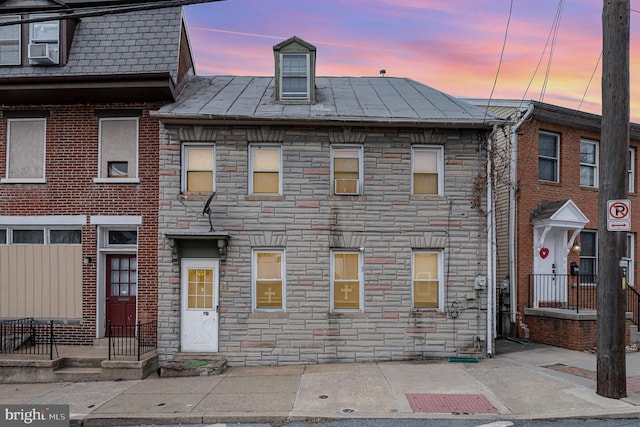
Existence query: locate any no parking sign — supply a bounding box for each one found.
[607,199,631,231]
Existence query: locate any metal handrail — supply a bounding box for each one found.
[0,318,56,359]
[107,320,157,361]
[528,274,597,313]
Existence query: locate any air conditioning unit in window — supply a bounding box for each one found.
[28,43,57,64]
[334,179,360,195]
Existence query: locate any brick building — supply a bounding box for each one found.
[0,0,194,346]
[471,99,640,350]
[154,36,504,366]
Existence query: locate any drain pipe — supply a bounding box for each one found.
[486,126,496,357]
[508,103,534,326]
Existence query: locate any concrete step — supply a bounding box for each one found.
[160,353,227,377]
[54,367,103,382]
[173,352,225,361]
[61,357,103,369]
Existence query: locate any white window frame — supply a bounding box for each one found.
[280,53,310,100]
[411,145,444,196]
[330,250,364,312]
[539,131,560,183]
[629,148,635,193]
[1,227,81,245]
[94,117,140,184]
[579,230,597,281]
[331,145,364,196]
[0,15,21,66]
[252,248,286,311]
[412,250,445,310]
[579,139,598,188]
[2,118,47,184]
[625,233,635,286]
[248,144,282,195]
[182,143,216,193]
[28,14,60,65]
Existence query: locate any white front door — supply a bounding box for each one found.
[181,258,219,352]
[533,228,568,307]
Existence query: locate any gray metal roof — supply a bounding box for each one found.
[154,76,503,127]
[0,6,184,80]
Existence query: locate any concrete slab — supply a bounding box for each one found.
[123,375,224,394]
[0,382,67,399]
[225,365,304,377]
[195,391,296,413]
[93,392,206,414]
[213,374,300,394]
[292,364,398,417]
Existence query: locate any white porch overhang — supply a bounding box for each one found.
[531,199,589,255]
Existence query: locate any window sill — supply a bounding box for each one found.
[249,311,288,319]
[328,312,367,319]
[245,195,285,201]
[411,309,445,318]
[327,195,367,201]
[409,195,446,201]
[180,192,216,201]
[93,178,140,184]
[1,178,47,184]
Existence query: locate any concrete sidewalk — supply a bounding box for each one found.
[2,340,640,426]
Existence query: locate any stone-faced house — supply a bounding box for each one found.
[0,0,194,346]
[470,99,640,350]
[154,36,504,366]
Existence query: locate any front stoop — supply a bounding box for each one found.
[0,348,158,383]
[159,352,227,377]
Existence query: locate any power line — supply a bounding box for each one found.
[483,0,513,124]
[0,0,224,27]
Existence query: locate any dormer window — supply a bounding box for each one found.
[281,54,309,100]
[29,15,60,65]
[273,36,316,104]
[0,15,21,65]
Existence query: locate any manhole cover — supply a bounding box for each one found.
[341,408,355,413]
[406,393,498,414]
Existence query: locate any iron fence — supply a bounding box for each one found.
[0,318,56,359]
[528,274,597,313]
[107,320,157,361]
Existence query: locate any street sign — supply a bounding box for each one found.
[607,199,631,231]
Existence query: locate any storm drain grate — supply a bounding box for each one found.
[406,393,498,414]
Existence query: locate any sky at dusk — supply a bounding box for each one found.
[183,0,640,122]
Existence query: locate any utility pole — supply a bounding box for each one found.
[598,0,629,399]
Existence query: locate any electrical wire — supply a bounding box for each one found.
[539,0,564,102]
[483,0,513,124]
[0,0,224,27]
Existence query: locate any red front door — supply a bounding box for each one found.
[106,254,137,330]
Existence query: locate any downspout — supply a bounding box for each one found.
[486,125,498,357]
[509,103,534,325]
[486,126,496,356]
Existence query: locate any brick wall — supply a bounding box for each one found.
[158,124,490,366]
[0,103,160,343]
[514,117,640,345]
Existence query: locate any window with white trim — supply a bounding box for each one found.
[580,139,598,187]
[253,249,285,310]
[3,118,46,183]
[331,250,363,311]
[29,14,60,65]
[625,233,635,286]
[280,53,309,100]
[2,227,81,245]
[331,145,363,195]
[97,118,138,182]
[249,144,282,195]
[579,230,597,278]
[0,15,21,65]
[412,250,444,309]
[539,131,559,182]
[182,144,215,193]
[629,148,635,193]
[412,146,443,195]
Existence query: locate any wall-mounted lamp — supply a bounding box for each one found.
[571,241,581,252]
[83,256,92,264]
[217,239,227,261]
